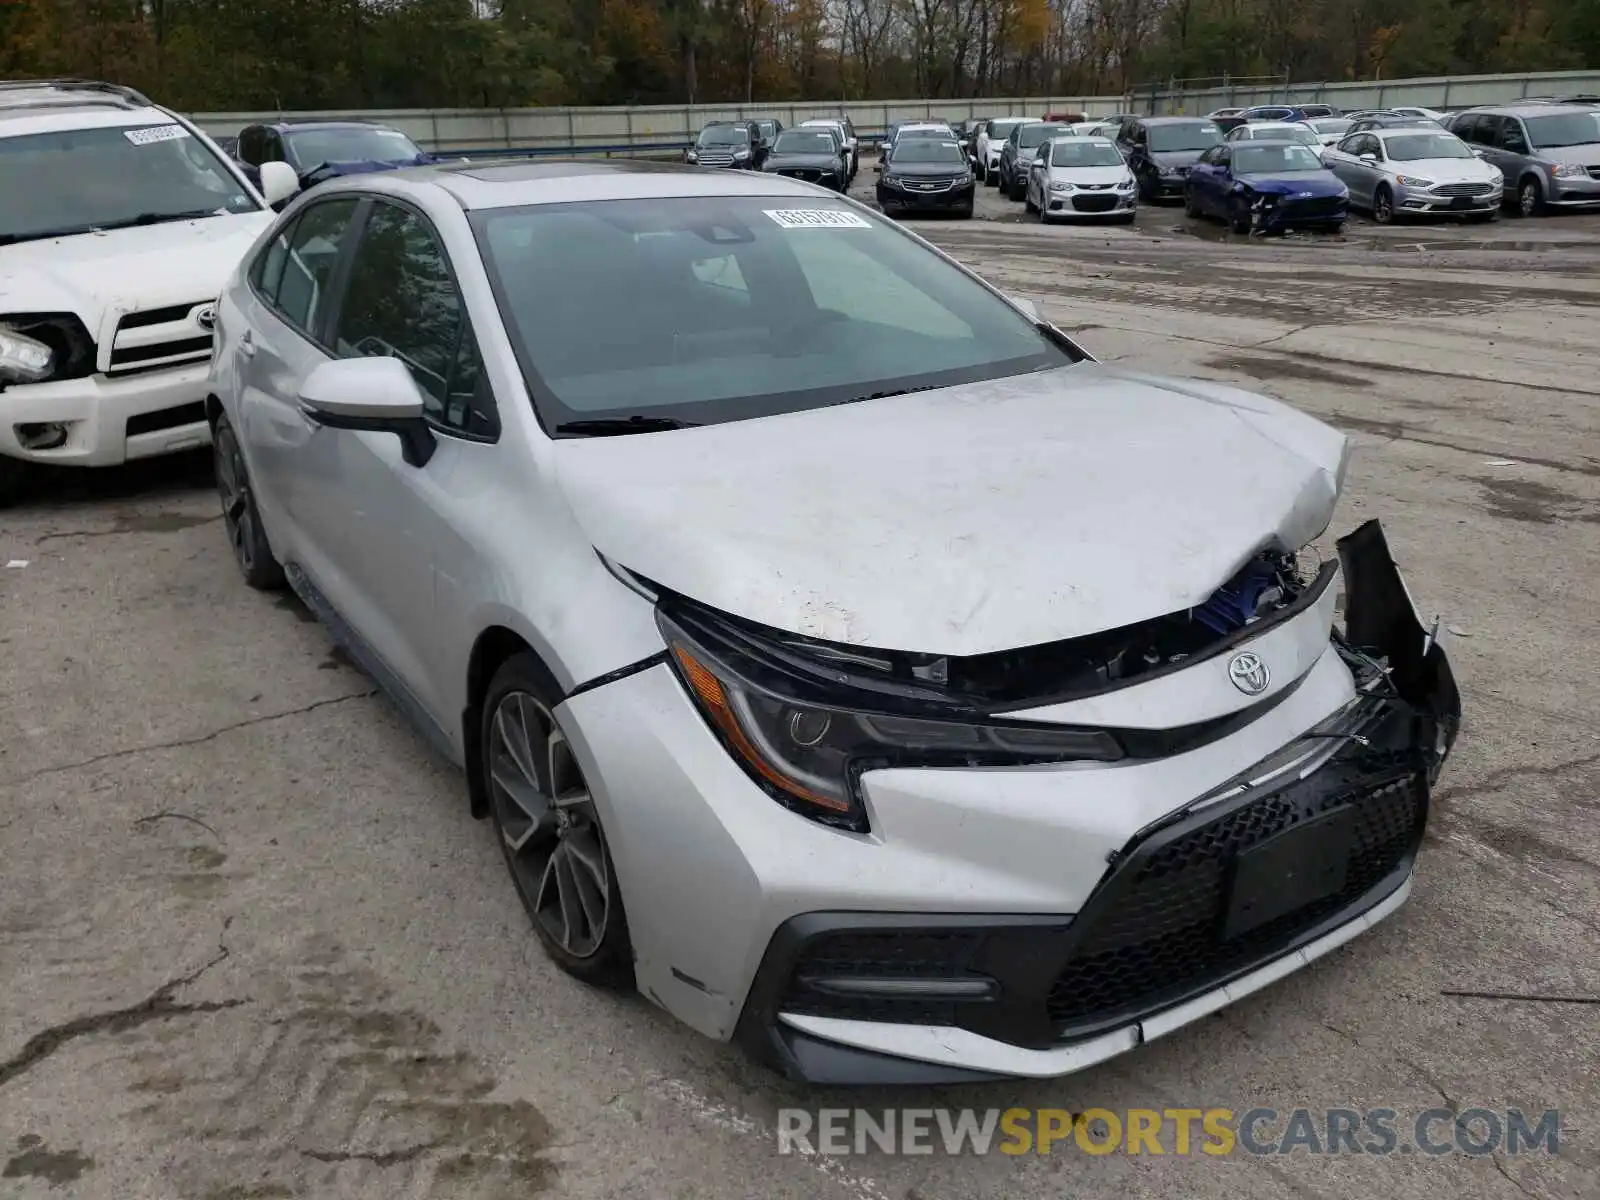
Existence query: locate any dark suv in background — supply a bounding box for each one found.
[687,120,767,169]
[1116,116,1224,201]
[233,118,431,203]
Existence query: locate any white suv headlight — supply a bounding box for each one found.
[0,325,55,383]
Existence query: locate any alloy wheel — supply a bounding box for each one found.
[1373,189,1394,223]
[1519,181,1539,217]
[214,423,257,575]
[488,690,611,958]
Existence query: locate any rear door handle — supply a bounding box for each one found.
[239,330,256,358]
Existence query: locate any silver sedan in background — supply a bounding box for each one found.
[1323,127,1503,222]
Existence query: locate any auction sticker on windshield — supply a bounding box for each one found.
[124,125,190,146]
[765,209,873,230]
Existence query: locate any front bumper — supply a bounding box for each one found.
[1148,171,1189,197]
[1044,189,1138,217]
[877,183,976,212]
[1259,194,1349,229]
[1548,173,1600,206]
[0,361,212,467]
[1396,183,1502,214]
[560,520,1459,1082]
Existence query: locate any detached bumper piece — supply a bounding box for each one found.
[735,520,1460,1083]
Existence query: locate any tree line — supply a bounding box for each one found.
[0,0,1593,112]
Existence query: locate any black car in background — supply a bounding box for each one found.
[760,127,849,190]
[750,116,784,147]
[875,135,975,217]
[232,119,432,202]
[687,120,765,169]
[1115,115,1224,200]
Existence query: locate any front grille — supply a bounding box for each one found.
[778,168,824,182]
[107,301,214,375]
[902,177,959,192]
[1434,182,1494,197]
[1045,771,1423,1035]
[696,151,736,167]
[1072,193,1120,212]
[126,400,207,438]
[1076,183,1114,191]
[1281,195,1346,219]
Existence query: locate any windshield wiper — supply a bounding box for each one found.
[835,384,940,405]
[94,208,225,232]
[0,225,101,246]
[555,416,702,436]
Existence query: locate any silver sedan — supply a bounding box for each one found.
[1323,127,1504,221]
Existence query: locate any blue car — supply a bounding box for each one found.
[1184,140,1349,234]
[232,119,433,204]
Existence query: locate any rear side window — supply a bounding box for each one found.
[252,198,360,340]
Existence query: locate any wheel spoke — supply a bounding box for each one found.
[535,850,569,946]
[564,827,609,936]
[496,699,541,791]
[552,846,583,949]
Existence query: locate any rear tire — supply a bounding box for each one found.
[213,411,285,591]
[483,653,634,989]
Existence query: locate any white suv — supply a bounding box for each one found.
[0,79,296,501]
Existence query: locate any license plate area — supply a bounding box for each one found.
[1223,807,1356,939]
[1449,196,1476,209]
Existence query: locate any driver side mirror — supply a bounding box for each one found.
[298,356,437,468]
[1359,153,1378,164]
[1470,148,1486,158]
[258,160,300,207]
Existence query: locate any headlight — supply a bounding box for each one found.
[0,325,54,383]
[1049,181,1072,192]
[1159,165,1179,176]
[734,148,751,160]
[659,610,1123,831]
[1116,177,1136,191]
[1550,162,1587,178]
[1395,175,1435,187]
[880,175,901,188]
[0,314,95,384]
[686,150,698,163]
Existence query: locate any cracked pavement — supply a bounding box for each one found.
[2,206,1598,1199]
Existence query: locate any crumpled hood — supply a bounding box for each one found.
[0,213,273,331]
[1238,169,1346,196]
[555,364,1348,656]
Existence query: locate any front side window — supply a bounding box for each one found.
[0,123,259,245]
[1147,123,1222,152]
[333,202,497,438]
[267,199,361,336]
[283,126,423,170]
[473,198,1073,432]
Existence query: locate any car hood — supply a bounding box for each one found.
[0,212,274,331]
[1545,143,1600,168]
[885,160,970,178]
[1148,148,1209,167]
[554,364,1348,655]
[1046,164,1131,185]
[1237,169,1346,195]
[1391,156,1500,183]
[764,152,844,170]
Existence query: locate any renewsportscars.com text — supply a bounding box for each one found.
[776,1107,1562,1158]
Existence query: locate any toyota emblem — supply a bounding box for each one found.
[1228,651,1271,696]
[194,304,217,331]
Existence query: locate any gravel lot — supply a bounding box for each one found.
[2,167,1598,1200]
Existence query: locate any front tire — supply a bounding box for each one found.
[1229,195,1254,234]
[1515,177,1544,218]
[1372,185,1396,224]
[213,411,284,591]
[484,654,633,988]
[1184,186,1201,218]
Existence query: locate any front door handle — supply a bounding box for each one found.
[239,330,256,358]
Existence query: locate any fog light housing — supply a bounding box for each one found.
[16,421,70,451]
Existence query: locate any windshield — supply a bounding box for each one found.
[1235,143,1324,173]
[473,198,1070,430]
[1312,119,1353,135]
[285,126,421,167]
[989,119,1026,138]
[1384,133,1471,161]
[899,125,953,141]
[1016,124,1054,149]
[698,126,750,146]
[1050,140,1123,167]
[0,123,258,243]
[775,131,837,154]
[1258,126,1319,145]
[891,139,967,164]
[1524,112,1600,148]
[1148,123,1222,152]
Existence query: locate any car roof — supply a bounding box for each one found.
[1139,116,1214,125]
[264,119,393,132]
[0,102,184,138]
[1462,103,1595,117]
[351,158,838,211]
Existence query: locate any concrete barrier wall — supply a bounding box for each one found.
[1140,69,1600,115]
[191,97,1127,156]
